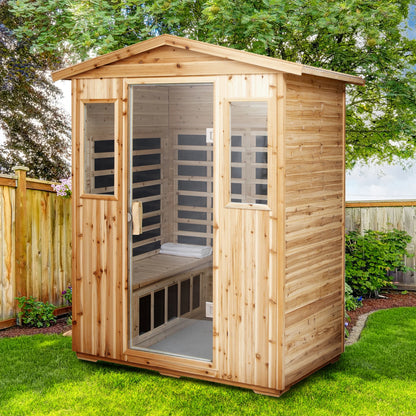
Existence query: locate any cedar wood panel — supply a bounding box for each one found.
[72,73,283,392]
[283,74,345,386]
[0,185,14,320]
[214,74,280,390]
[72,78,124,360]
[70,44,348,394]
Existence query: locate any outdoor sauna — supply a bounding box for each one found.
[52,35,364,396]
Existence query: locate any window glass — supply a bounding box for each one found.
[230,101,268,205]
[84,102,115,195]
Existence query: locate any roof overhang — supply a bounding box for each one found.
[52,34,365,86]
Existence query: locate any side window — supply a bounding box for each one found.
[83,102,115,195]
[229,101,268,206]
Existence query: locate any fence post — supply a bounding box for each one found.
[13,166,29,299]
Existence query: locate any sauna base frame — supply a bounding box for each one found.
[75,352,342,398]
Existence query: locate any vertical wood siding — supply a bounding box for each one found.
[0,175,71,323]
[346,204,416,288]
[214,74,279,390]
[72,78,124,360]
[75,198,120,358]
[283,74,345,386]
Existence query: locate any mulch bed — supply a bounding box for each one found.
[0,316,71,338]
[1,291,415,338]
[347,290,416,329]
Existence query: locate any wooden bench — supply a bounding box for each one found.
[131,254,212,346]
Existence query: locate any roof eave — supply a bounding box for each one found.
[52,36,168,82]
[301,65,365,86]
[52,34,364,86]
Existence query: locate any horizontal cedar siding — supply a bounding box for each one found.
[283,74,344,385]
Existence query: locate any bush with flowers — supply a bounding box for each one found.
[344,282,363,338]
[52,178,72,198]
[62,285,72,305]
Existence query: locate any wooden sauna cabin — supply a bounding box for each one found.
[52,35,364,397]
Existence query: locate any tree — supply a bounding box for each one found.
[9,0,416,168]
[0,0,70,180]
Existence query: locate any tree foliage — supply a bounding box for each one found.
[0,0,70,180]
[9,0,416,168]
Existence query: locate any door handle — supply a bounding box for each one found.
[132,201,143,235]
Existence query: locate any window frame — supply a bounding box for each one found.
[225,98,272,211]
[80,99,118,200]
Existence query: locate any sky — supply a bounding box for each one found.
[346,163,416,201]
[346,5,416,201]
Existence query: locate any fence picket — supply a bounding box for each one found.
[0,170,71,326]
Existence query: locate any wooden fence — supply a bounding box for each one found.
[0,167,71,328]
[346,201,416,290]
[1,174,414,329]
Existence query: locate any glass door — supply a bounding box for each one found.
[128,83,214,361]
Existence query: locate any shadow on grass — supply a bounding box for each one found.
[0,335,90,396]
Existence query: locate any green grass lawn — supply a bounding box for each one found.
[1,307,415,416]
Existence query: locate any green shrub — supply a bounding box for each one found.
[61,284,72,326]
[16,296,56,328]
[345,282,362,311]
[344,282,362,338]
[345,229,413,297]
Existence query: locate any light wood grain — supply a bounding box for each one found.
[66,39,357,395]
[77,60,274,79]
[52,34,304,81]
[0,172,71,322]
[0,184,15,321]
[53,35,363,84]
[283,75,344,386]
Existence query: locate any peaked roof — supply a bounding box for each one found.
[52,34,364,85]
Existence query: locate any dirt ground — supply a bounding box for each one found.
[1,291,415,338]
[346,290,416,329]
[0,316,71,338]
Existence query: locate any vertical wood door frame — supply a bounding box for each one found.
[71,79,80,351]
[122,77,219,373]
